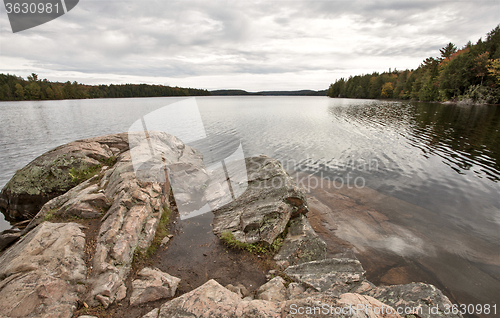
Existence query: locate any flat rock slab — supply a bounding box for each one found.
[284,258,365,292]
[0,222,86,318]
[212,155,308,245]
[130,267,181,306]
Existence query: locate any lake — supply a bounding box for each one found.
[1,96,499,313]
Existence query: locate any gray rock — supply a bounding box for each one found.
[256,276,286,302]
[0,229,21,251]
[0,133,126,220]
[212,155,308,245]
[274,214,327,268]
[130,267,181,306]
[362,282,464,318]
[0,222,86,318]
[284,258,365,292]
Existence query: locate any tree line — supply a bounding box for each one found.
[328,25,500,104]
[0,74,211,101]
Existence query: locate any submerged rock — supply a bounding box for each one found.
[212,155,308,245]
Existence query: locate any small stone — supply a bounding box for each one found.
[116,284,127,302]
[161,237,170,246]
[96,294,111,308]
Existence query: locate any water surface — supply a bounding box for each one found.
[1,96,499,311]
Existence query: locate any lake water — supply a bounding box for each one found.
[1,96,499,311]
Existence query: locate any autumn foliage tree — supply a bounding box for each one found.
[328,24,500,104]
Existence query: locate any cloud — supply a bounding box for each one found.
[0,0,499,90]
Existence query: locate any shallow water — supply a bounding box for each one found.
[1,96,499,310]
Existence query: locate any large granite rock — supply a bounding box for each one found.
[212,155,308,245]
[87,132,204,308]
[0,133,128,220]
[0,132,207,315]
[0,222,86,318]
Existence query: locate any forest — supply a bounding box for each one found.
[328,25,500,104]
[0,74,211,101]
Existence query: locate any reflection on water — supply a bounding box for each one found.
[329,101,500,181]
[0,96,499,310]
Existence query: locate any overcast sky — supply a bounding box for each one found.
[1,0,499,91]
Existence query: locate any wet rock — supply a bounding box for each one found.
[274,214,327,268]
[0,222,86,318]
[0,133,127,220]
[130,267,181,306]
[284,258,366,292]
[212,155,308,245]
[256,276,286,302]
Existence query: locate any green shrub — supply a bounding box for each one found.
[220,231,285,255]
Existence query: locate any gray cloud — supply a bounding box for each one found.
[0,0,499,90]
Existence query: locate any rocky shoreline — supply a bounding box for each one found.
[0,133,463,318]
